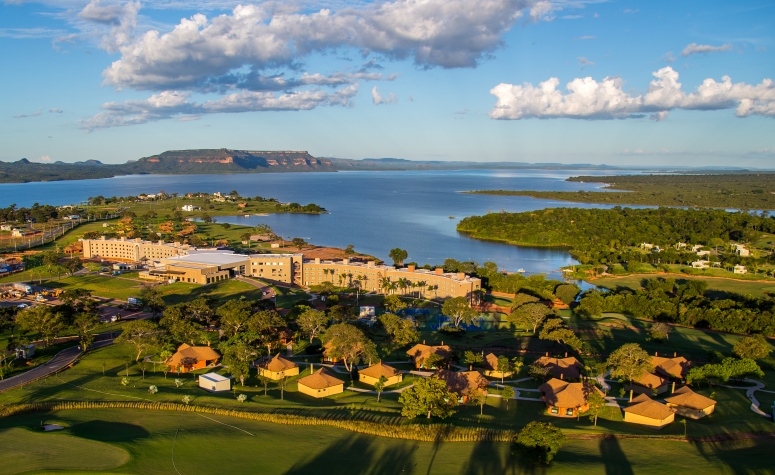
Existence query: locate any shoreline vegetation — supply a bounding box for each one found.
[465,173,775,210]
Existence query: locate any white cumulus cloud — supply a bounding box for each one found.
[101,0,538,90]
[372,86,398,105]
[681,43,733,57]
[489,67,775,120]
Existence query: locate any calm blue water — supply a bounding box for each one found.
[0,169,630,274]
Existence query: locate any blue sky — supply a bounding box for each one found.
[1,0,773,167]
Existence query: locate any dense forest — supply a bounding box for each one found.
[466,173,775,209]
[456,207,775,267]
[578,279,775,336]
[0,203,62,223]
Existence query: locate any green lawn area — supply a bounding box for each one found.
[1,407,774,475]
[592,273,775,298]
[42,274,145,301]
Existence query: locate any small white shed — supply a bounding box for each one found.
[198,373,231,392]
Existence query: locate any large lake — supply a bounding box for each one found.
[0,169,629,275]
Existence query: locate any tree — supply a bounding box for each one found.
[733,335,772,361]
[501,385,515,411]
[576,291,604,319]
[512,421,566,465]
[378,313,419,354]
[469,387,488,415]
[221,340,254,387]
[201,213,213,224]
[140,285,166,318]
[72,312,99,352]
[442,297,478,329]
[297,309,329,343]
[322,323,377,372]
[554,284,581,305]
[399,376,458,419]
[374,375,388,403]
[276,372,288,400]
[42,251,59,279]
[115,320,161,361]
[649,322,672,341]
[382,294,407,313]
[510,303,551,334]
[344,244,355,256]
[424,353,447,370]
[497,355,511,384]
[686,357,764,386]
[586,390,606,426]
[15,306,68,348]
[388,248,408,266]
[606,343,653,402]
[529,363,551,381]
[216,299,253,337]
[463,350,483,366]
[63,257,82,276]
[292,237,306,250]
[539,318,583,352]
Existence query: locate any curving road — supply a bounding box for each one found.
[0,339,113,393]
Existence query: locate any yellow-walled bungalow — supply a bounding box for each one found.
[297,368,344,398]
[438,369,489,403]
[166,344,221,373]
[539,378,603,418]
[359,362,403,387]
[258,354,300,380]
[406,343,452,369]
[623,394,675,429]
[533,356,583,380]
[483,353,513,379]
[664,386,717,419]
[628,369,670,396]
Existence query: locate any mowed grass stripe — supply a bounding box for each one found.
[0,427,129,475]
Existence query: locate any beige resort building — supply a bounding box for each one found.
[82,238,481,300]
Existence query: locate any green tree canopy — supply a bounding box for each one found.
[399,376,459,419]
[322,323,377,372]
[732,335,772,361]
[388,248,408,266]
[510,303,551,334]
[115,319,161,361]
[554,284,581,305]
[378,313,419,354]
[606,343,653,401]
[512,421,566,465]
[382,294,407,313]
[297,308,329,343]
[442,297,478,329]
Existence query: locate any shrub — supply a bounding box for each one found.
[237,394,247,403]
[148,385,158,394]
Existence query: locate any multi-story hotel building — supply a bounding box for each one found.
[82,238,480,300]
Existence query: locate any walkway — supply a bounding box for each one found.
[234,276,275,300]
[721,379,770,417]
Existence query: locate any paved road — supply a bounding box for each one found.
[235,276,276,300]
[722,379,770,417]
[0,339,113,393]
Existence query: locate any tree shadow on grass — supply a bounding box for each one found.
[283,434,417,475]
[69,420,149,443]
[461,439,514,475]
[691,437,775,474]
[599,436,633,475]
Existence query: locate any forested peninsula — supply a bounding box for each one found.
[466,173,775,209]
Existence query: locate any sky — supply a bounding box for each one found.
[1,0,774,167]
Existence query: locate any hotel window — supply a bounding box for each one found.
[566,408,574,416]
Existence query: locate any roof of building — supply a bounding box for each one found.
[167,344,221,366]
[163,252,249,267]
[359,362,400,379]
[534,356,583,380]
[623,394,674,420]
[652,355,691,379]
[406,344,452,363]
[261,354,298,372]
[664,386,716,410]
[200,373,229,383]
[633,369,668,389]
[539,378,602,408]
[484,353,500,371]
[437,369,488,396]
[297,368,344,389]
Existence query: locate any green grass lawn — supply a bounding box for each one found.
[1,407,774,475]
[42,274,145,301]
[593,273,775,298]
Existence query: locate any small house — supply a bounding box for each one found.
[258,354,299,380]
[539,378,603,418]
[359,362,402,387]
[437,369,488,403]
[15,344,35,359]
[652,354,691,382]
[628,369,669,395]
[734,265,747,274]
[199,373,231,392]
[623,393,675,428]
[483,353,513,379]
[664,386,716,419]
[297,368,344,398]
[696,250,711,257]
[166,344,221,373]
[734,244,750,257]
[533,356,583,380]
[691,260,709,269]
[406,343,452,369]
[237,202,248,208]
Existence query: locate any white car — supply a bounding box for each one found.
[17,303,29,309]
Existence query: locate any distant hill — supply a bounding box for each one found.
[122,149,334,174]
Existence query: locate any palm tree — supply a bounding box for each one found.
[380,277,391,294]
[417,280,426,298]
[398,278,408,295]
[323,268,329,282]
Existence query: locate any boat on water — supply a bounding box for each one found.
[517,268,526,273]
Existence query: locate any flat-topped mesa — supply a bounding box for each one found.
[127,149,334,173]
